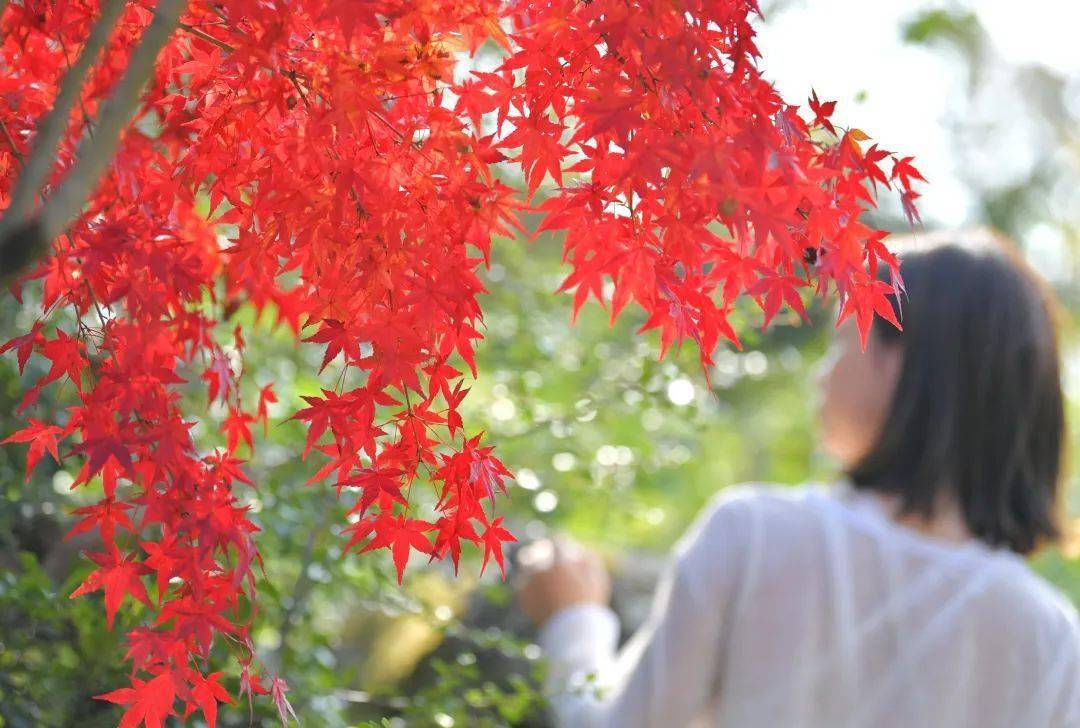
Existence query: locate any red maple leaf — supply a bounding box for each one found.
[185,671,231,728]
[750,274,810,328]
[432,511,481,575]
[66,497,135,546]
[478,515,516,577]
[222,408,256,454]
[71,550,152,629]
[0,320,42,373]
[808,89,838,135]
[256,383,278,435]
[96,670,176,728]
[338,466,408,515]
[357,515,436,584]
[270,677,298,728]
[3,418,63,479]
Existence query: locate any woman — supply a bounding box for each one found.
[516,229,1080,728]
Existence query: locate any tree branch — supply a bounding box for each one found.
[40,0,188,242]
[266,491,337,673]
[0,0,127,230]
[0,0,188,286]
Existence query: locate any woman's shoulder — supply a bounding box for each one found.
[669,482,827,599]
[684,481,838,551]
[695,480,838,526]
[982,555,1080,641]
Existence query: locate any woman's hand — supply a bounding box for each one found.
[515,537,612,627]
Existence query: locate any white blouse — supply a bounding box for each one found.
[538,482,1080,728]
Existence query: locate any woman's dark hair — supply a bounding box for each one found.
[847,228,1067,555]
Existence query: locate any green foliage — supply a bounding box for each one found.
[0,553,128,727]
[902,10,981,51]
[394,656,545,727]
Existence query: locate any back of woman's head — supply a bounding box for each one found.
[848,228,1066,554]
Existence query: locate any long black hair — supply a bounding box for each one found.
[847,228,1067,555]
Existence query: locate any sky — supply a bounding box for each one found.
[754,0,1080,234]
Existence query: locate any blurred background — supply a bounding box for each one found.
[2,1,1079,725]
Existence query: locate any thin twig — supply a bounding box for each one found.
[0,118,23,167]
[178,21,234,53]
[286,70,311,109]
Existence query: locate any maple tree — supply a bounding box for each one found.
[0,0,921,724]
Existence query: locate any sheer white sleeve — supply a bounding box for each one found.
[537,490,753,728]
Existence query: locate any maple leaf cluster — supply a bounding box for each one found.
[461,2,924,360]
[0,0,920,724]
